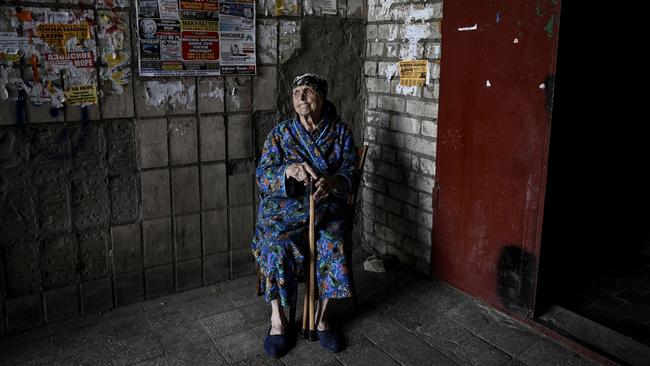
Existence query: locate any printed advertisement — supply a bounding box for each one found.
[136,0,255,76]
[137,0,219,76]
[218,0,255,74]
[398,60,428,87]
[64,84,98,105]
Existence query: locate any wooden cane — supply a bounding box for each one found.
[308,178,318,341]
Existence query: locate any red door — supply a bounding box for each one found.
[432,0,561,315]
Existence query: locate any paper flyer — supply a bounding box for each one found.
[398,60,428,87]
[136,0,256,76]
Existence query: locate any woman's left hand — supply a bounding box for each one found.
[313,175,337,201]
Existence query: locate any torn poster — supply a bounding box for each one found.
[137,0,221,76]
[3,8,98,108]
[0,32,30,64]
[97,10,131,95]
[219,0,256,74]
[304,0,337,15]
[399,60,428,87]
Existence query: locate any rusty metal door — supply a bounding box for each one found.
[432,0,561,315]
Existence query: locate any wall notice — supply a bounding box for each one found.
[64,84,98,105]
[218,0,256,74]
[399,60,428,87]
[137,0,256,76]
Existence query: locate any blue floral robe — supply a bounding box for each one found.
[252,113,358,309]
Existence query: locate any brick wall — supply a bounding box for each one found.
[360,0,442,273]
[0,1,364,334]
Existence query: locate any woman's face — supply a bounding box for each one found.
[292,85,322,117]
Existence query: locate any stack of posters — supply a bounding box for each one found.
[137,0,255,76]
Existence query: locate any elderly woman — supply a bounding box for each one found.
[252,73,358,357]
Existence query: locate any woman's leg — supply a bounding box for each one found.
[316,298,330,331]
[270,299,287,335]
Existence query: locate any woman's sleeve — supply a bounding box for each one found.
[256,130,294,198]
[333,126,359,198]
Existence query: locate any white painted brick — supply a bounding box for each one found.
[378,24,400,40]
[370,42,385,57]
[417,227,432,246]
[426,42,442,60]
[366,78,390,93]
[406,99,438,118]
[376,163,403,183]
[381,146,396,163]
[363,172,387,193]
[388,182,418,205]
[385,42,399,58]
[396,151,412,169]
[407,172,435,193]
[405,205,433,229]
[364,61,378,76]
[390,115,420,134]
[392,80,423,97]
[364,126,377,141]
[367,24,378,39]
[423,82,439,99]
[366,111,390,127]
[347,0,365,18]
[419,192,433,212]
[367,94,378,109]
[430,62,441,80]
[399,40,425,60]
[419,157,435,176]
[364,158,376,174]
[363,218,374,234]
[377,95,405,113]
[404,135,435,156]
[387,213,412,235]
[367,144,381,159]
[375,192,403,215]
[361,187,374,203]
[421,120,437,138]
[378,62,397,80]
[411,154,419,171]
[377,129,405,149]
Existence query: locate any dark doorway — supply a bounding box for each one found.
[537,0,650,357]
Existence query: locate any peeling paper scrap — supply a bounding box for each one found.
[399,60,428,87]
[458,24,478,32]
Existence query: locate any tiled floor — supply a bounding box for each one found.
[0,266,599,365]
[561,241,650,345]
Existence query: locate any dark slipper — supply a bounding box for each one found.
[264,327,291,358]
[317,329,346,353]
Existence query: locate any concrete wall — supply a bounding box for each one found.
[0,1,365,334]
[359,0,442,273]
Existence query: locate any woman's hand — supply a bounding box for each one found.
[285,162,319,185]
[314,175,347,201]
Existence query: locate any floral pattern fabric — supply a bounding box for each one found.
[252,113,358,309]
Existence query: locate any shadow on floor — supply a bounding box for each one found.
[0,266,598,365]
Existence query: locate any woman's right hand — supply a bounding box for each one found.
[285,162,319,185]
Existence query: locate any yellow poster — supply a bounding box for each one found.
[399,60,428,87]
[64,84,98,105]
[37,23,90,50]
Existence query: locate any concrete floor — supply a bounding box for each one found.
[0,266,600,365]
